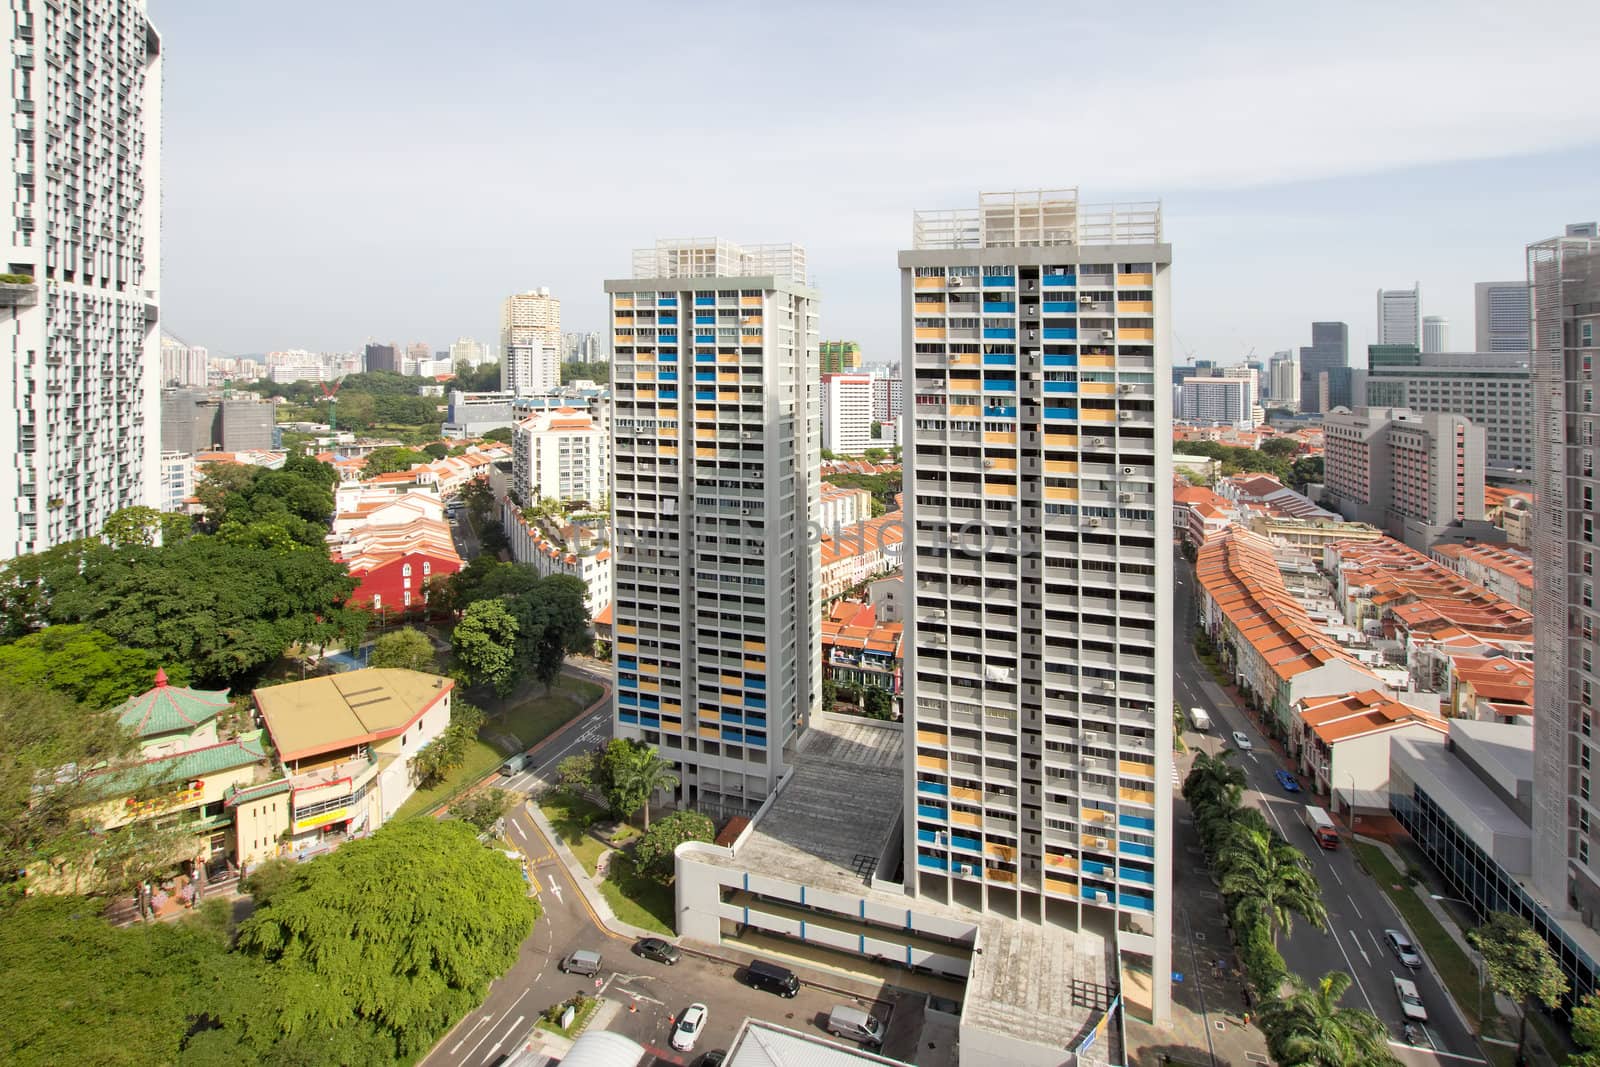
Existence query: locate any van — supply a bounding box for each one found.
[826,1005,884,1046]
[1303,805,1339,849]
[1188,707,1212,731]
[501,753,528,776]
[745,959,799,998]
[560,949,602,976]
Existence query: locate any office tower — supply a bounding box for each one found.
[1476,281,1533,352]
[1268,351,1300,408]
[0,1,162,557]
[1322,406,1485,549]
[1423,316,1449,353]
[1529,222,1600,913]
[1297,321,1349,412]
[1178,376,1253,427]
[160,333,209,388]
[1378,284,1423,347]
[1318,366,1365,412]
[820,340,863,374]
[449,336,492,368]
[160,389,275,454]
[1364,347,1534,475]
[607,238,820,815]
[820,372,874,455]
[872,373,905,423]
[900,189,1173,1022]
[406,341,431,365]
[364,342,400,374]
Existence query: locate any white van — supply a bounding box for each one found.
[826,1005,884,1046]
[1188,707,1212,731]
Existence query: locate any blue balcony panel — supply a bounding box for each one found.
[1043,381,1078,394]
[1118,866,1155,885]
[1042,274,1078,287]
[917,781,949,796]
[1043,407,1079,421]
[918,854,949,871]
[1120,814,1156,831]
[695,352,716,362]
[656,353,675,362]
[916,828,939,843]
[982,275,1016,287]
[1119,841,1155,858]
[1119,891,1155,912]
[620,710,640,724]
[695,315,716,325]
[1043,328,1078,340]
[983,406,1018,418]
[695,296,716,306]
[982,354,1017,366]
[747,731,767,747]
[917,803,947,820]
[1043,354,1077,367]
[695,334,716,343]
[982,328,1017,340]
[984,301,1016,313]
[695,390,716,401]
[619,693,639,707]
[658,297,678,307]
[1042,301,1077,313]
[950,834,981,852]
[983,379,1017,392]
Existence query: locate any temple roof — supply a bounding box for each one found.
[114,668,232,739]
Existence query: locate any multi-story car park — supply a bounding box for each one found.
[897,189,1174,1023]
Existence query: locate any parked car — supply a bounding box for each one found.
[634,937,681,965]
[1394,976,1428,1022]
[695,1054,726,1067]
[1385,928,1423,969]
[559,949,602,976]
[1274,769,1301,793]
[671,1003,709,1052]
[744,959,800,997]
[1232,731,1253,751]
[826,1005,885,1047]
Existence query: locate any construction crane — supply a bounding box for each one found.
[319,378,343,430]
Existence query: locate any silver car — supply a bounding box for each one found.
[1385,928,1423,969]
[1231,731,1253,751]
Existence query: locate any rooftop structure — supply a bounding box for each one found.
[253,669,453,763]
[115,669,230,742]
[631,238,807,284]
[722,1020,913,1067]
[911,188,1161,250]
[1449,654,1535,722]
[1430,541,1535,611]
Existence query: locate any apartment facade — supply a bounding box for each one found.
[1529,222,1600,916]
[1177,374,1253,428]
[821,372,874,456]
[1363,348,1534,476]
[607,238,821,815]
[1378,284,1423,347]
[501,287,561,395]
[511,406,606,506]
[899,189,1173,1023]
[873,372,905,423]
[0,1,163,557]
[1476,281,1532,353]
[819,340,862,374]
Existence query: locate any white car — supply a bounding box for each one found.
[1394,976,1428,1022]
[1231,731,1253,751]
[671,1003,708,1052]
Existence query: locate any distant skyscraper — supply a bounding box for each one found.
[607,238,820,815]
[0,1,163,558]
[1268,350,1300,408]
[1378,284,1423,347]
[819,340,862,374]
[1423,315,1449,353]
[820,372,873,455]
[501,288,562,394]
[449,337,492,368]
[1475,281,1533,352]
[364,343,400,374]
[1529,221,1600,914]
[161,334,210,389]
[1298,321,1349,412]
[900,189,1173,1023]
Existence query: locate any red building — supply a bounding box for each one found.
[329,497,462,614]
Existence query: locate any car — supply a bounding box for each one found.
[695,1054,726,1067]
[1385,928,1423,969]
[634,937,681,965]
[1394,976,1428,1022]
[559,949,602,976]
[1274,769,1301,793]
[1232,731,1253,751]
[671,1003,709,1052]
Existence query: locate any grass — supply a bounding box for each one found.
[493,676,603,749]
[1351,840,1497,1037]
[598,852,674,935]
[540,795,610,876]
[393,736,511,821]
[536,995,599,1039]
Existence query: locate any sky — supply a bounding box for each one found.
[155,0,1600,367]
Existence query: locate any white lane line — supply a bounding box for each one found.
[462,989,530,1063]
[509,821,525,841]
[480,1014,524,1064]
[1352,929,1372,967]
[547,874,563,903]
[1327,865,1343,886]
[1328,928,1379,1015]
[449,1014,493,1054]
[1346,895,1362,920]
[1259,798,1289,839]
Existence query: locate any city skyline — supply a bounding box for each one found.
[154,2,1599,364]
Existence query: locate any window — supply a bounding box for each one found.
[402,563,412,577]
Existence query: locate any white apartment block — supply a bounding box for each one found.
[1378,284,1423,347]
[1177,375,1254,428]
[449,336,492,367]
[501,288,561,394]
[607,237,821,815]
[160,333,207,388]
[0,1,162,557]
[900,189,1173,1024]
[158,450,193,513]
[873,373,904,422]
[817,482,871,534]
[511,406,606,506]
[1267,350,1300,408]
[821,372,874,456]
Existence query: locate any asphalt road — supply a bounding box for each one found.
[1172,543,1485,1065]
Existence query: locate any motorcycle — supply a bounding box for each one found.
[1403,1022,1422,1046]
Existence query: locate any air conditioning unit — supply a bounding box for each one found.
[1118,384,1134,394]
[1025,371,1041,381]
[1026,330,1039,341]
[948,277,963,287]
[1121,465,1136,475]
[1092,437,1108,447]
[1100,330,1116,341]
[1087,517,1102,527]
[1119,493,1134,503]
[740,508,751,515]
[741,431,754,439]
[983,459,996,468]
[1080,300,1096,310]
[1118,411,1134,421]
[1025,279,1037,291]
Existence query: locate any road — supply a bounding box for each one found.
[1172,543,1484,1065]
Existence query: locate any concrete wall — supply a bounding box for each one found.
[957,1022,1077,1067]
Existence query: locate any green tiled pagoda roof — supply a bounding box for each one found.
[115,668,232,739]
[89,733,269,800]
[224,777,292,809]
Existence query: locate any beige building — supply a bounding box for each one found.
[511,406,607,507]
[501,288,562,395]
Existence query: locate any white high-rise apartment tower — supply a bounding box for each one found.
[900,190,1173,1022]
[0,1,162,557]
[606,238,821,815]
[820,372,874,456]
[1530,222,1600,916]
[1268,350,1300,408]
[501,288,561,394]
[1378,284,1423,347]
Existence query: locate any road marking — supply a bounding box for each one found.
[449,1014,492,1053]
[509,821,525,841]
[548,874,563,903]
[1327,864,1342,886]
[1328,928,1379,1015]
[1352,929,1371,966]
[481,1014,524,1064]
[461,989,529,1063]
[1422,1024,1439,1051]
[1346,895,1362,920]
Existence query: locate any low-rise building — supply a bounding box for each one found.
[1447,654,1535,723]
[868,574,905,622]
[328,490,462,614]
[1173,482,1231,545]
[1484,486,1534,548]
[819,511,904,602]
[1431,541,1535,611]
[1243,513,1385,552]
[252,669,455,853]
[820,601,904,696]
[818,481,873,534]
[1288,689,1447,814]
[502,501,612,619]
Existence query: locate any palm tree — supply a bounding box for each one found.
[614,746,680,831]
[1181,750,1246,806]
[1258,971,1401,1067]
[1216,822,1328,946]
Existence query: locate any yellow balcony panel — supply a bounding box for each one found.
[639,661,660,675]
[658,720,681,734]
[740,335,763,345]
[659,446,678,457]
[721,673,741,685]
[696,406,716,418]
[613,298,634,309]
[696,428,715,440]
[918,302,947,314]
[1045,876,1078,896]
[950,809,981,827]
[948,404,981,417]
[1046,854,1079,871]
[948,379,981,393]
[1080,354,1116,369]
[639,680,661,693]
[1119,760,1156,778]
[661,701,681,713]
[1044,433,1079,448]
[1081,808,1112,824]
[718,372,738,383]
[950,352,980,366]
[1120,327,1154,341]
[949,785,982,803]
[741,315,763,326]
[916,754,949,771]
[718,390,739,401]
[743,658,765,670]
[984,481,1018,497]
[1119,300,1154,313]
[915,729,948,746]
[699,725,720,739]
[636,388,656,399]
[1044,486,1079,502]
[985,456,1018,472]
[1044,460,1078,474]
[915,327,947,340]
[985,842,1017,860]
[635,369,656,381]
[617,624,638,636]
[741,296,764,307]
[984,431,1018,445]
[696,447,717,459]
[744,640,766,652]
[1118,272,1154,286]
[986,868,1017,884]
[1119,787,1156,805]
[717,354,739,365]
[1079,409,1117,424]
[721,694,742,707]
[700,708,719,722]
[914,276,947,290]
[1079,382,1116,396]
[616,641,639,653]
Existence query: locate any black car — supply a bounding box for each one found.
[634,937,681,965]
[696,1054,726,1067]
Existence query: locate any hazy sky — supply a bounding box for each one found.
[156,0,1600,366]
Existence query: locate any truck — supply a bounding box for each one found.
[1303,804,1339,849]
[1188,707,1212,731]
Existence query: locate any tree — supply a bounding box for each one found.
[1569,990,1600,1066]
[422,442,449,460]
[863,686,893,720]
[554,750,601,797]
[633,810,714,882]
[101,506,167,548]
[409,699,486,788]
[459,474,496,523]
[450,789,514,833]
[1216,822,1328,947]
[1258,971,1400,1067]
[600,739,679,829]
[482,426,513,444]
[1470,911,1569,1061]
[513,574,591,692]
[1260,437,1299,459]
[454,360,502,391]
[1291,456,1325,488]
[231,819,538,1061]
[242,856,303,909]
[822,676,837,711]
[452,600,520,696]
[863,446,887,463]
[367,627,436,672]
[0,624,189,708]
[361,446,427,478]
[560,360,609,385]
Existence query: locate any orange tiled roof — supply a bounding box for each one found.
[1298,689,1448,744]
[1329,538,1531,640]
[1450,655,1535,705]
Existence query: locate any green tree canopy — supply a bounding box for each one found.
[1570,990,1600,1066]
[362,446,427,478]
[633,810,714,883]
[1260,437,1299,458]
[0,624,189,708]
[1258,970,1400,1067]
[451,789,514,833]
[454,360,502,391]
[1470,911,1569,1060]
[600,739,679,829]
[366,627,436,672]
[1216,822,1327,947]
[560,360,609,384]
[452,600,520,696]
